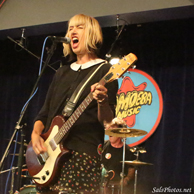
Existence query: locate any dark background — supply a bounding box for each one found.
[0,17,194,193]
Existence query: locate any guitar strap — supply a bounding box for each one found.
[62,62,106,117]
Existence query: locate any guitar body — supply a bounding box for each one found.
[26,115,71,187]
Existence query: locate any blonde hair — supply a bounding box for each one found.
[63,14,103,61]
[105,117,127,130]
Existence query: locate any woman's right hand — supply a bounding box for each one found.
[31,120,47,155]
[31,133,47,155]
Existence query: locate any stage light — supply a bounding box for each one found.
[109,57,120,65]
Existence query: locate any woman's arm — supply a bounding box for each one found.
[91,83,114,126]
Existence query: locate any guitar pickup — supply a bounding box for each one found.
[49,138,57,151]
[37,152,49,165]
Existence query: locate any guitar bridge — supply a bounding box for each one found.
[37,152,49,165]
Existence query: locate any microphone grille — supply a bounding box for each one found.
[66,37,71,43]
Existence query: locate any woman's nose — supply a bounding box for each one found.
[71,27,77,34]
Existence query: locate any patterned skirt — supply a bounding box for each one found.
[44,150,102,194]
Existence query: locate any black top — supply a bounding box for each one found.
[34,62,118,157]
[102,140,136,181]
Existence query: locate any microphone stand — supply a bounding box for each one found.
[105,22,125,61]
[7,36,57,72]
[0,40,58,192]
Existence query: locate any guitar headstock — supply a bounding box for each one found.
[105,53,137,83]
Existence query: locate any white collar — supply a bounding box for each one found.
[70,59,105,71]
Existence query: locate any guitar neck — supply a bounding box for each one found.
[54,76,108,144]
[52,52,137,144]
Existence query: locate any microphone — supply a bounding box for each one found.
[48,36,71,44]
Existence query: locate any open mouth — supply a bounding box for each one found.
[72,37,79,44]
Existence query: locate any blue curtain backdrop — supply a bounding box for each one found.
[0,18,194,193]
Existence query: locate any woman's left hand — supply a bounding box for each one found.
[91,83,108,105]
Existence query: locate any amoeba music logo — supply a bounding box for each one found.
[115,69,163,147]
